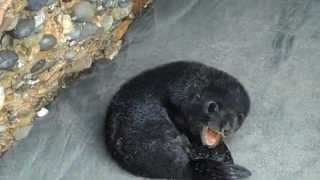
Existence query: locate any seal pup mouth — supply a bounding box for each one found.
[201,126,223,147]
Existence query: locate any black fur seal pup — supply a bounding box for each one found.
[105,61,251,180]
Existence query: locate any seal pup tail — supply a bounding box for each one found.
[190,159,251,180]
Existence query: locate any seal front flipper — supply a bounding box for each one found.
[190,141,234,164]
[190,159,251,180]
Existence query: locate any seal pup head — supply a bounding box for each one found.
[182,74,250,148]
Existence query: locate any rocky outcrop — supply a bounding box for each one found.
[0,0,151,155]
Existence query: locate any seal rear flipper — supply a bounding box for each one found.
[190,159,251,180]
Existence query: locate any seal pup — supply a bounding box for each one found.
[105,61,251,180]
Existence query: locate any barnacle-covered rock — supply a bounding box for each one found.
[0,0,152,155]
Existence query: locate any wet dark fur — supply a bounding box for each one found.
[105,61,251,180]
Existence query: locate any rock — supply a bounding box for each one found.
[14,125,33,140]
[0,0,137,154]
[69,23,82,40]
[27,0,49,11]
[74,1,95,22]
[34,10,46,32]
[46,0,58,5]
[0,34,13,48]
[39,34,57,51]
[81,23,101,40]
[0,50,19,70]
[118,0,130,8]
[10,18,35,39]
[64,50,78,62]
[102,15,114,31]
[70,23,101,41]
[31,59,47,73]
[37,107,49,117]
[0,86,5,111]
[0,16,19,32]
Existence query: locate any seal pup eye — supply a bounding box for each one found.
[207,101,219,113]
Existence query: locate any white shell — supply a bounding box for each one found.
[37,107,49,117]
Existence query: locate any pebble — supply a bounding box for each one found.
[70,23,100,41]
[6,17,19,31]
[39,34,57,51]
[103,0,129,8]
[34,10,46,32]
[10,18,35,39]
[15,125,33,140]
[102,15,114,31]
[102,0,117,7]
[46,0,58,5]
[118,0,130,8]
[0,34,13,48]
[69,23,81,40]
[0,50,19,70]
[31,59,47,73]
[0,86,5,111]
[37,107,49,117]
[27,0,49,11]
[74,1,95,22]
[81,23,101,40]
[64,50,78,62]
[0,16,19,32]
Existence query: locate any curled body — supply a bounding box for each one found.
[105,61,251,180]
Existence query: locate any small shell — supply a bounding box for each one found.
[37,107,49,117]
